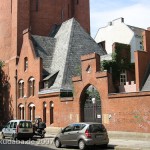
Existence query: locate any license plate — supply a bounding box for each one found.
[23,129,29,132]
[96,135,103,138]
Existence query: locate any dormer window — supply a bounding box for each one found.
[24,57,28,71]
[44,81,49,89]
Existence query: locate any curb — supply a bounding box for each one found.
[115,146,141,150]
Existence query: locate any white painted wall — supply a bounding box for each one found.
[95,18,144,62]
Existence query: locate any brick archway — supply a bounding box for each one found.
[80,84,102,123]
[72,53,109,123]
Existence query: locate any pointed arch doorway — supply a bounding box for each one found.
[80,85,102,123]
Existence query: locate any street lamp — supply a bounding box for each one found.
[92,98,96,121]
[23,95,27,120]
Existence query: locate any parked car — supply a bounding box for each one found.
[54,122,109,150]
[1,120,33,140]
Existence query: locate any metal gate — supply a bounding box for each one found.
[83,98,102,123]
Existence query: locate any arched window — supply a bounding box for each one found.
[24,57,28,71]
[18,80,24,98]
[43,102,47,123]
[28,103,35,121]
[28,77,35,97]
[50,101,54,125]
[18,104,24,120]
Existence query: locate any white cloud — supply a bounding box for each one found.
[90,1,150,38]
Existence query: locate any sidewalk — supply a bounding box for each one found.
[45,127,150,150]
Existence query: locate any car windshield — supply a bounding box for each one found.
[89,124,106,133]
[19,121,32,128]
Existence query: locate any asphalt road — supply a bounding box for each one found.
[0,137,115,150]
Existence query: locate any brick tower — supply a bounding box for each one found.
[0,0,90,61]
[0,0,90,119]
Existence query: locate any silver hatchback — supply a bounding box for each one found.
[54,122,109,150]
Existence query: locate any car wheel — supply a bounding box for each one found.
[54,138,61,148]
[1,133,5,139]
[78,140,86,150]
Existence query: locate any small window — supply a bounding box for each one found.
[24,57,28,71]
[120,70,127,85]
[44,81,49,89]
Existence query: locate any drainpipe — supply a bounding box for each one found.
[14,70,18,119]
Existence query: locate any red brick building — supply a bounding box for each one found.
[0,0,90,124]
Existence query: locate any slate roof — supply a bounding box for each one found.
[31,18,106,94]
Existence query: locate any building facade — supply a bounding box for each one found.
[16,18,105,126]
[95,18,145,62]
[0,0,90,122]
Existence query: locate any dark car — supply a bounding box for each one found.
[54,122,109,150]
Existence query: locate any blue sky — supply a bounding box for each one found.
[90,0,150,38]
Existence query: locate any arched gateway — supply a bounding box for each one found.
[80,85,102,123]
[72,53,109,124]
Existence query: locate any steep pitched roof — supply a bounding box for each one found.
[31,35,56,74]
[32,18,106,94]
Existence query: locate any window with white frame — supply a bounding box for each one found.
[120,70,127,85]
[18,80,24,98]
[28,77,35,97]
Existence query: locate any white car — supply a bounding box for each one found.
[1,120,33,140]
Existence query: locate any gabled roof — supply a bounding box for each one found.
[32,18,106,94]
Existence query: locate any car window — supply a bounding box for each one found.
[10,122,14,128]
[63,125,73,133]
[73,124,81,131]
[19,121,32,128]
[72,124,86,131]
[89,124,106,133]
[6,122,10,128]
[14,122,17,128]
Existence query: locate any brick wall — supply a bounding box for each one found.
[73,53,150,133]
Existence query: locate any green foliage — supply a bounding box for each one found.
[0,60,4,68]
[86,88,100,101]
[101,43,133,83]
